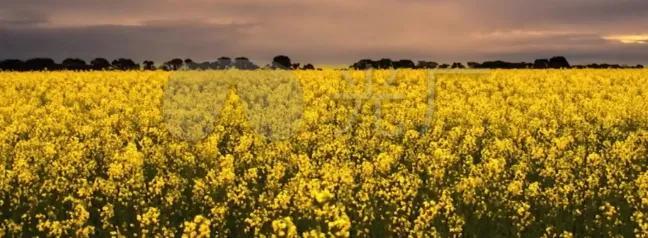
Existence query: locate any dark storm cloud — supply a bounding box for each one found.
[0,20,254,62]
[0,0,647,64]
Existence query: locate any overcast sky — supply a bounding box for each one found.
[1,0,647,65]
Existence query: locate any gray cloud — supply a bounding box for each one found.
[0,9,49,27]
[0,21,255,62]
[0,0,647,64]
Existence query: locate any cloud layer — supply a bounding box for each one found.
[1,0,647,64]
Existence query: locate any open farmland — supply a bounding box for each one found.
[1,70,648,237]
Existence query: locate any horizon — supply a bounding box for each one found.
[0,55,644,68]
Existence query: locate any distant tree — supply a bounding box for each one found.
[196,61,212,70]
[0,59,25,71]
[111,58,139,70]
[479,61,503,69]
[143,60,156,70]
[302,63,315,70]
[234,57,259,70]
[521,62,534,68]
[394,59,416,69]
[451,62,465,69]
[272,55,292,69]
[467,62,481,68]
[218,57,233,69]
[509,62,533,69]
[90,58,111,70]
[417,61,439,69]
[438,64,450,69]
[62,58,88,70]
[549,56,570,69]
[163,58,184,71]
[478,60,529,69]
[291,63,301,70]
[637,64,644,69]
[209,61,221,70]
[585,63,598,69]
[24,58,59,71]
[533,59,549,69]
[588,63,622,69]
[351,59,376,70]
[184,58,201,70]
[377,58,394,69]
[608,64,622,69]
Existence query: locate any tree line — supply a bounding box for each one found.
[0,55,318,71]
[1,55,644,71]
[350,56,644,70]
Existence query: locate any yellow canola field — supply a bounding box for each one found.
[1,70,648,237]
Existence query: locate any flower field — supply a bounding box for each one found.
[1,69,648,237]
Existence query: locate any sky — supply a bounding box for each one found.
[1,0,647,65]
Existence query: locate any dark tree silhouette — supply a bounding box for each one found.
[518,62,533,69]
[143,60,156,70]
[302,64,315,70]
[184,59,201,70]
[348,57,578,70]
[24,58,60,71]
[606,64,622,69]
[164,58,184,71]
[0,59,25,71]
[477,61,531,69]
[195,62,212,70]
[62,58,88,70]
[90,58,111,70]
[209,61,221,69]
[451,62,466,69]
[234,57,259,70]
[217,57,232,69]
[272,55,292,69]
[111,58,139,70]
[5,55,642,71]
[584,63,600,69]
[533,59,550,69]
[583,63,621,69]
[467,62,481,68]
[417,61,439,69]
[377,58,394,69]
[394,59,416,69]
[351,59,376,69]
[549,56,570,69]
[477,61,505,69]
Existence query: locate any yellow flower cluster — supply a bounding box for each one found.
[1,69,648,237]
